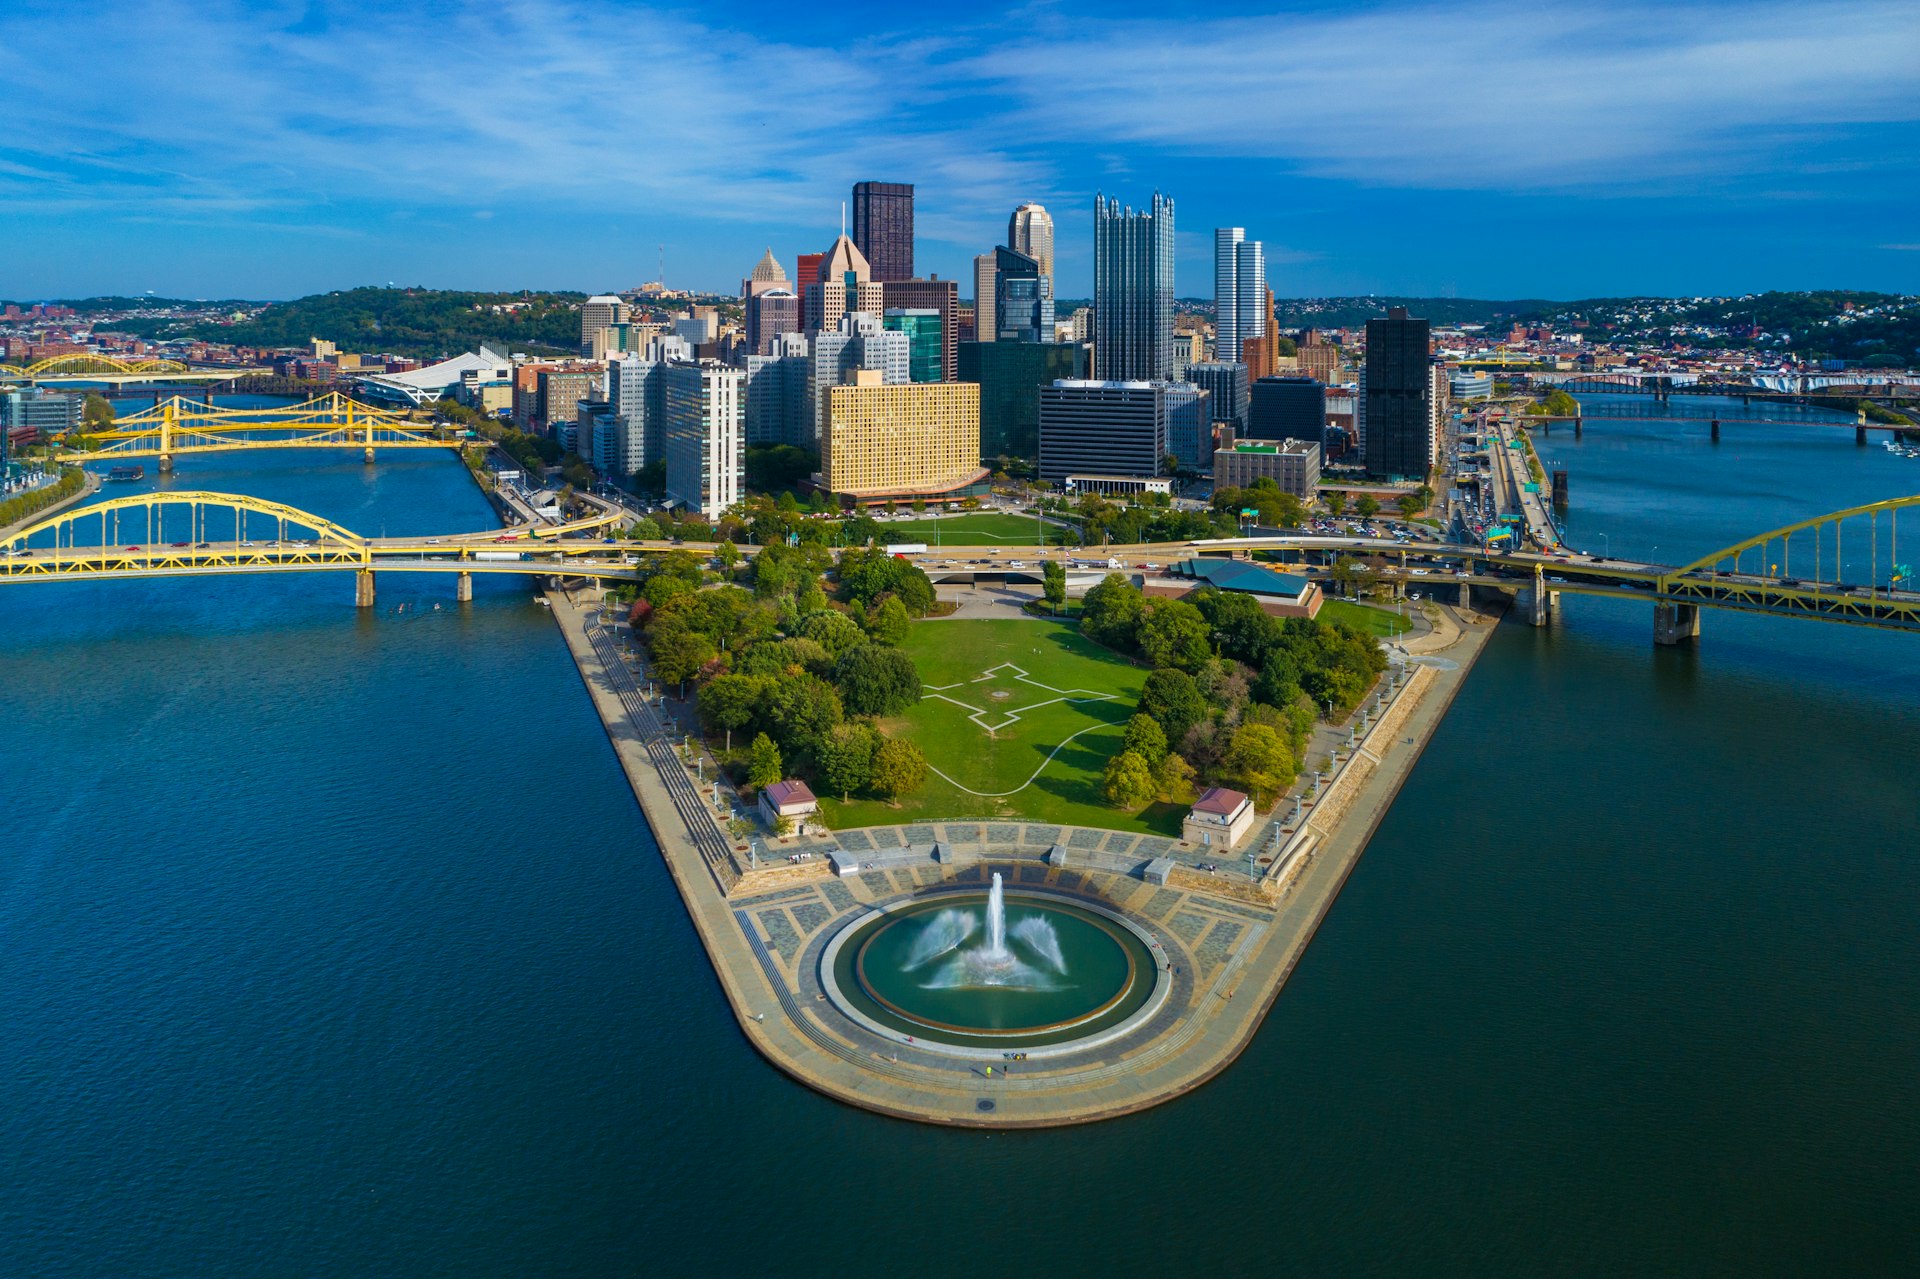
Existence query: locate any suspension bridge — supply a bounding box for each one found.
[55,393,465,472]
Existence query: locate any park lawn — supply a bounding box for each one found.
[873,513,1068,545]
[1320,598,1412,638]
[817,617,1178,834]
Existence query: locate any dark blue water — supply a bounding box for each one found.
[3,429,1918,1276]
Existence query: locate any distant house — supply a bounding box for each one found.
[1183,786,1254,851]
[759,779,819,834]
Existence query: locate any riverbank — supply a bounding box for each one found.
[0,468,99,541]
[547,583,1503,1127]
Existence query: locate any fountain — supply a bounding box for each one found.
[913,873,1065,991]
[829,872,1163,1047]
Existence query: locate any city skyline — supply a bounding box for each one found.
[3,0,1917,300]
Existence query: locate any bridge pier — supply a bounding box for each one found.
[157,454,173,474]
[1653,601,1700,646]
[1573,416,1583,438]
[1710,419,1720,443]
[365,446,377,464]
[1857,425,1868,446]
[1521,584,1554,627]
[355,569,376,609]
[455,571,473,603]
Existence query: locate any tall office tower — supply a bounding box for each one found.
[805,235,886,335]
[1185,361,1249,430]
[880,277,959,380]
[794,252,825,331]
[992,246,1054,343]
[741,247,787,300]
[1249,376,1327,450]
[664,360,745,520]
[883,309,944,383]
[851,181,914,282]
[959,341,1088,461]
[972,254,998,344]
[821,373,984,507]
[1008,202,1055,279]
[807,312,910,446]
[1361,306,1435,480]
[744,331,811,447]
[1038,379,1186,484]
[608,354,672,474]
[580,295,629,353]
[1212,229,1266,364]
[1093,191,1175,381]
[1297,339,1341,384]
[746,289,799,356]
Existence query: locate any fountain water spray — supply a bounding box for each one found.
[910,872,1069,990]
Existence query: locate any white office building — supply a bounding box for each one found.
[664,362,745,520]
[1213,228,1266,365]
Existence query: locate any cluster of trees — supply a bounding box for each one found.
[433,398,564,478]
[1080,575,1387,813]
[137,287,587,358]
[1527,390,1581,417]
[0,467,84,528]
[1322,486,1434,521]
[629,543,940,807]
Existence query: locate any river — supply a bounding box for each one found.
[2,416,1917,1276]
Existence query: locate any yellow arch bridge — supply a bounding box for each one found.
[1,354,270,384]
[57,392,465,471]
[0,491,635,607]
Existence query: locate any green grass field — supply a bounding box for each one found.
[871,513,1067,545]
[1319,598,1412,637]
[819,617,1181,834]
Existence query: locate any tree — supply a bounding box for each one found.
[1355,495,1381,518]
[1042,560,1067,613]
[82,393,114,430]
[1122,713,1169,768]
[869,738,928,803]
[629,516,664,540]
[650,621,716,691]
[1397,494,1425,519]
[862,595,911,645]
[699,673,763,751]
[798,609,867,657]
[818,723,878,801]
[1223,722,1296,807]
[747,732,783,788]
[1138,600,1211,672]
[1324,491,1348,516]
[759,673,844,760]
[716,540,741,573]
[1081,573,1146,651]
[833,644,921,717]
[1102,749,1157,809]
[796,583,829,616]
[1255,648,1301,708]
[1155,752,1196,804]
[1139,668,1207,746]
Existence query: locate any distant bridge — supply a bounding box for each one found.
[56,392,464,471]
[0,354,272,385]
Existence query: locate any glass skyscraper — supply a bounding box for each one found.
[851,181,914,283]
[883,309,944,383]
[992,246,1053,343]
[1093,191,1175,382]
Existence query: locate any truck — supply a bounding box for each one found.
[884,543,928,556]
[474,551,530,562]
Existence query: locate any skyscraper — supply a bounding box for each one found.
[804,235,885,335]
[880,277,959,380]
[972,253,998,345]
[664,361,745,520]
[1008,203,1055,279]
[882,309,944,383]
[1213,229,1266,364]
[746,289,799,356]
[580,294,629,355]
[992,246,1053,343]
[1361,306,1436,480]
[850,181,914,283]
[1093,191,1175,381]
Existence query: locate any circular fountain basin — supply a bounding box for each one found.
[825,892,1160,1050]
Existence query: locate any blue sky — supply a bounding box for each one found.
[4,0,1918,301]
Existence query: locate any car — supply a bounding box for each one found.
[171,541,191,548]
[1410,568,1431,576]
[1135,562,1152,569]
[195,542,211,549]
[125,545,142,551]
[240,540,256,548]
[426,538,442,545]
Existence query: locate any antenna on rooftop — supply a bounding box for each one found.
[657,244,665,285]
[840,201,847,238]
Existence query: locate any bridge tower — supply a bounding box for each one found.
[456,571,473,603]
[158,400,175,474]
[1653,601,1700,646]
[1524,564,1555,627]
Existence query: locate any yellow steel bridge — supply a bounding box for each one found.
[56,392,464,470]
[0,491,635,606]
[1,354,270,385]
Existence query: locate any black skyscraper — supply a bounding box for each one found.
[1362,306,1434,479]
[1249,376,1325,447]
[851,181,914,283]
